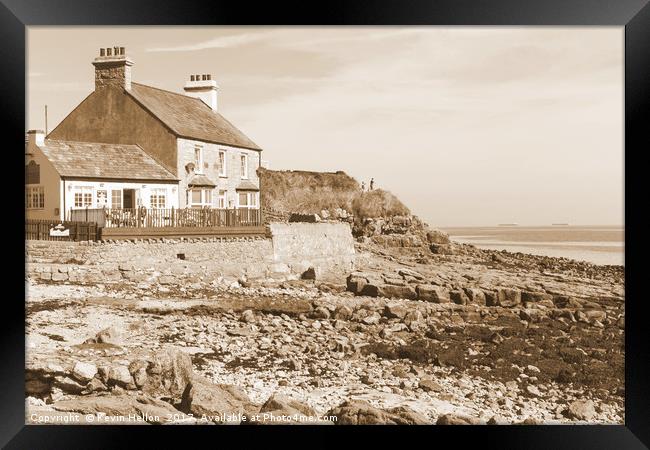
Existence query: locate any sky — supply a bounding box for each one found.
[26,27,624,227]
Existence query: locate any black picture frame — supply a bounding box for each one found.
[2,0,648,448]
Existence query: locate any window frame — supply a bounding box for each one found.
[237,191,258,208]
[111,189,122,209]
[25,186,45,210]
[218,150,227,177]
[188,188,213,208]
[194,146,204,174]
[72,186,93,209]
[240,153,248,179]
[217,190,227,209]
[149,187,167,209]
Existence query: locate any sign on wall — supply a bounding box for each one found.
[49,223,70,237]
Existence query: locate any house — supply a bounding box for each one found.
[26,46,262,221]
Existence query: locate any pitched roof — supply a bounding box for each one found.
[127,83,262,151]
[236,180,260,191]
[38,140,178,181]
[187,174,216,187]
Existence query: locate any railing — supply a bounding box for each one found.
[26,219,99,241]
[68,207,262,228]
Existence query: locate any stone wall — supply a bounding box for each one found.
[269,222,356,278]
[26,223,356,286]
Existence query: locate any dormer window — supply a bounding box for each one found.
[194,146,203,174]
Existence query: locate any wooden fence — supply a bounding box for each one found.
[68,207,262,228]
[25,219,99,242]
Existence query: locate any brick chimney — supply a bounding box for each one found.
[26,129,45,148]
[184,74,219,112]
[92,47,134,90]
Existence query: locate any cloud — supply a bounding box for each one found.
[145,30,281,52]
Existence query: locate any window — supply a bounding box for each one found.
[194,146,203,173]
[111,190,122,209]
[189,188,213,208]
[150,188,167,209]
[25,186,45,209]
[25,161,40,184]
[73,186,93,208]
[96,190,108,208]
[218,150,227,177]
[240,154,248,179]
[237,192,258,208]
[217,190,227,208]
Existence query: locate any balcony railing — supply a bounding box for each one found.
[67,207,262,228]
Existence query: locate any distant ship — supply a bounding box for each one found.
[552,223,570,226]
[498,223,519,227]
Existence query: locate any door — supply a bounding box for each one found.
[123,189,135,209]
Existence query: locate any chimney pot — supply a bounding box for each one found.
[120,47,125,55]
[190,75,195,81]
[106,47,112,56]
[100,48,105,56]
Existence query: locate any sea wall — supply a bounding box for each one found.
[25,223,356,285]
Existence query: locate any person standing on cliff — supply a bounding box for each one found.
[370,178,375,191]
[361,181,366,192]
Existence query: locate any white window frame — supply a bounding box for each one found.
[72,186,93,209]
[111,189,122,209]
[237,191,258,208]
[217,190,227,209]
[240,153,248,179]
[218,150,227,177]
[150,188,167,209]
[189,188,213,208]
[194,146,204,174]
[25,186,45,210]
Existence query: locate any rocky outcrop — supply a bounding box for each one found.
[326,400,428,425]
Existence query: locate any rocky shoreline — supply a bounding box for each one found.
[25,234,624,425]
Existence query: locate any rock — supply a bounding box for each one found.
[256,393,326,424]
[359,283,381,297]
[180,375,255,424]
[285,358,302,371]
[383,303,408,320]
[141,347,193,400]
[301,267,317,280]
[52,394,179,424]
[521,291,553,303]
[398,268,424,280]
[312,306,331,320]
[346,274,368,295]
[327,400,428,425]
[418,378,443,393]
[333,305,353,320]
[361,312,381,325]
[450,290,469,305]
[566,399,596,421]
[85,326,122,345]
[426,230,450,245]
[416,285,450,303]
[241,310,256,323]
[108,365,134,388]
[289,213,320,223]
[380,285,417,300]
[525,384,542,397]
[128,360,150,388]
[553,295,582,309]
[436,413,484,425]
[72,362,97,383]
[463,288,486,305]
[495,287,521,307]
[429,243,455,255]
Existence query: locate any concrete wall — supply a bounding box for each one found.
[47,87,178,175]
[25,144,62,221]
[177,138,260,209]
[269,222,356,276]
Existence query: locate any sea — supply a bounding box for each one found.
[441,225,624,266]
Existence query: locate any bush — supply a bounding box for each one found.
[351,189,410,219]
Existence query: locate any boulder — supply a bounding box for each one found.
[429,243,455,255]
[108,365,135,389]
[141,347,193,400]
[416,285,450,303]
[463,288,486,305]
[383,303,408,320]
[418,378,443,393]
[380,285,417,300]
[436,413,484,425]
[52,394,179,424]
[255,393,330,424]
[486,288,521,307]
[84,326,122,345]
[301,267,317,280]
[566,399,596,421]
[333,305,353,321]
[359,284,381,297]
[72,362,97,383]
[346,273,368,295]
[450,290,469,305]
[180,375,256,424]
[426,230,450,245]
[521,291,553,304]
[326,400,428,425]
[312,306,331,320]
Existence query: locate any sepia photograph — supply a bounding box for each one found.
[23,25,625,427]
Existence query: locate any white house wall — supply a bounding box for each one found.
[63,180,179,216]
[176,138,261,208]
